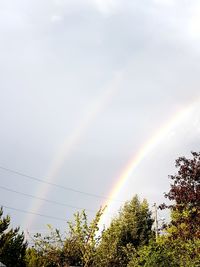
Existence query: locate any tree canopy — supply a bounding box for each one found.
[95,196,153,266]
[160,151,200,240]
[0,207,27,267]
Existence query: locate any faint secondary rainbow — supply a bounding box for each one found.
[98,100,197,228]
[23,71,124,230]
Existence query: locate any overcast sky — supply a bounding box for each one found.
[0,0,200,236]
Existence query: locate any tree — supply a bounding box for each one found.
[95,196,153,267]
[26,225,65,267]
[128,235,200,267]
[160,151,200,240]
[27,208,104,267]
[127,240,179,267]
[26,247,45,267]
[128,162,200,267]
[0,207,27,267]
[63,208,104,267]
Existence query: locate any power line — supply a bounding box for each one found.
[0,165,123,202]
[1,204,67,222]
[0,185,97,213]
[0,204,113,225]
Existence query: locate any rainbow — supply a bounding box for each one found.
[23,71,124,229]
[24,91,199,230]
[98,100,197,228]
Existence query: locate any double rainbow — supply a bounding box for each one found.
[24,90,198,230]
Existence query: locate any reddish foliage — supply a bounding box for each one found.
[160,152,200,239]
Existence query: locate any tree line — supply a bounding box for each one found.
[0,152,200,266]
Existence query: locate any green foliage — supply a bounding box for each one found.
[0,207,27,267]
[26,225,64,267]
[128,241,178,267]
[27,207,104,267]
[166,237,200,267]
[25,247,45,267]
[95,196,153,267]
[128,237,200,267]
[63,207,104,266]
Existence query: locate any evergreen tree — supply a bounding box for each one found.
[0,207,27,267]
[95,196,153,267]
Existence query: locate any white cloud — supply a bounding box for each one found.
[51,14,63,23]
[0,8,27,30]
[187,2,200,40]
[90,0,120,16]
[152,0,175,7]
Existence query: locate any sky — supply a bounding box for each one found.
[0,0,200,238]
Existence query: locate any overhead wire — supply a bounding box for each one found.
[0,204,114,225]
[0,185,97,213]
[1,204,67,222]
[0,166,160,228]
[0,165,123,202]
